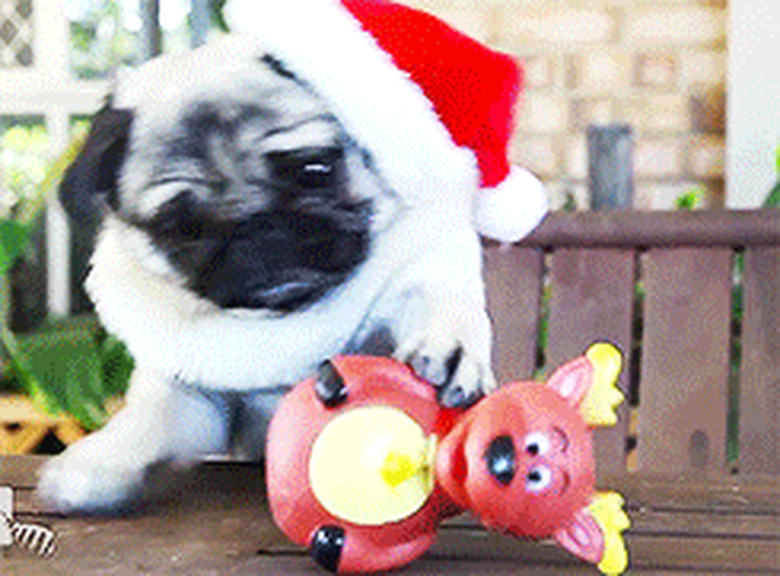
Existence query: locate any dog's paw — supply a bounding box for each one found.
[396,294,496,408]
[37,446,145,514]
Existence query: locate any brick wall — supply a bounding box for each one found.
[399,0,728,210]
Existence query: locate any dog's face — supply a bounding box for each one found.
[62,47,390,313]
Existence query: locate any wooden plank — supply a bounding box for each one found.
[223,554,777,576]
[0,423,48,455]
[449,506,780,542]
[513,209,780,249]
[626,535,779,573]
[0,462,776,575]
[257,528,780,574]
[739,247,780,475]
[244,556,604,575]
[1,462,282,575]
[429,527,780,573]
[0,455,46,489]
[5,510,775,575]
[629,508,780,539]
[5,547,774,576]
[545,248,636,479]
[483,245,544,384]
[605,473,780,514]
[637,249,733,475]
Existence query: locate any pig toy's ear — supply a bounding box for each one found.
[545,356,594,407]
[545,343,624,427]
[554,492,631,575]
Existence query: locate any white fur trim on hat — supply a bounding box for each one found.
[476,167,548,243]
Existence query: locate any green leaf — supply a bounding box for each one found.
[765,142,780,207]
[776,142,780,175]
[762,180,780,208]
[99,335,134,397]
[17,327,107,430]
[675,186,704,211]
[211,0,229,31]
[4,316,133,429]
[0,220,31,276]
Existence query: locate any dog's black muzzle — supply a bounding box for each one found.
[143,195,373,312]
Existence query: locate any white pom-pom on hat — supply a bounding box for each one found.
[477,166,549,244]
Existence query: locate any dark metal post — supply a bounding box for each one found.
[139,0,162,60]
[191,0,212,47]
[588,124,635,210]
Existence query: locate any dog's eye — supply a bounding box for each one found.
[268,147,343,190]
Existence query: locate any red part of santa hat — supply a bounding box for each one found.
[226,0,547,242]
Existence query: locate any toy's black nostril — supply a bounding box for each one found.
[484,435,516,486]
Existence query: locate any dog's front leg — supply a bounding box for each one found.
[388,228,496,408]
[37,366,230,513]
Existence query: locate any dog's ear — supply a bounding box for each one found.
[59,105,134,223]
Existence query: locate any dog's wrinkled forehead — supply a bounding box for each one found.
[119,37,336,158]
[114,37,344,215]
[114,36,283,109]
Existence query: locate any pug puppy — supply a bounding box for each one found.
[38,37,495,513]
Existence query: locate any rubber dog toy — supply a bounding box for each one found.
[266,344,630,574]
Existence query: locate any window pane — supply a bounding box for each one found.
[70,115,91,140]
[0,117,49,218]
[66,0,205,79]
[160,0,193,53]
[0,0,34,68]
[66,0,144,79]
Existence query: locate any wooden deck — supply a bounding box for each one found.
[0,458,777,575]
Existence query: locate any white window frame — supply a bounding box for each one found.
[1,1,108,316]
[727,0,780,208]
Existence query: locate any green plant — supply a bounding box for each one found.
[761,143,780,207]
[675,185,705,211]
[211,0,230,31]
[0,134,133,430]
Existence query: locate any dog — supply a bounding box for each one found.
[37,36,497,513]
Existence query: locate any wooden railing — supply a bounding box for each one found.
[484,209,780,480]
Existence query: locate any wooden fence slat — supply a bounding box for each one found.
[739,247,780,475]
[518,209,780,249]
[483,245,543,384]
[637,248,733,475]
[546,249,636,478]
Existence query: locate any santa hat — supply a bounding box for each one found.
[225,0,547,243]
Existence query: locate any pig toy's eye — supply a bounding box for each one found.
[524,432,551,457]
[526,465,553,493]
[484,435,516,486]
